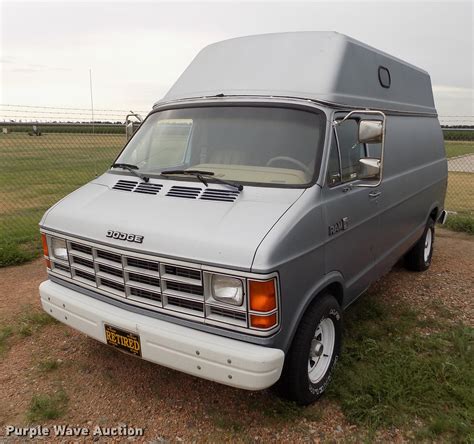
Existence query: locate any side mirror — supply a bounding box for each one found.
[358,158,381,180]
[359,120,383,144]
[125,112,143,141]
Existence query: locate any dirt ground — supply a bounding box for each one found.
[0,228,472,442]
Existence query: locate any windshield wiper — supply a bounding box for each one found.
[161,170,243,191]
[111,163,149,183]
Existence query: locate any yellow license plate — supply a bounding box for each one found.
[104,324,141,357]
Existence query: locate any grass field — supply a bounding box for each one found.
[444,141,474,158]
[0,134,473,267]
[0,133,125,266]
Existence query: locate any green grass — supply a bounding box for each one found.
[445,140,474,158]
[328,296,474,442]
[38,359,60,372]
[445,213,474,234]
[27,389,68,421]
[0,325,14,355]
[0,307,58,357]
[18,308,58,337]
[0,132,124,267]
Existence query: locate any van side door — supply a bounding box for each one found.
[321,118,381,304]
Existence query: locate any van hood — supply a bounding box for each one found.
[41,173,305,271]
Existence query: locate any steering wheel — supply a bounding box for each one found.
[266,156,311,175]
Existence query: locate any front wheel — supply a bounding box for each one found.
[278,294,342,405]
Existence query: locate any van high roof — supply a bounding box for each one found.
[157,32,436,115]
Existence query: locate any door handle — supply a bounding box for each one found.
[369,191,381,199]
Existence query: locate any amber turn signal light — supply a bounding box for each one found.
[250,313,277,329]
[41,233,50,269]
[41,233,49,257]
[249,279,277,312]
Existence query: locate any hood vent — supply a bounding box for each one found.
[200,188,240,202]
[113,180,138,192]
[166,186,202,199]
[113,181,238,202]
[112,180,162,195]
[133,183,163,195]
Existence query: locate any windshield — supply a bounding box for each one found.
[114,106,325,186]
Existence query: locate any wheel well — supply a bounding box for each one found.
[325,282,344,308]
[429,207,438,222]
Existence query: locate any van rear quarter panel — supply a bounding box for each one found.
[375,115,447,273]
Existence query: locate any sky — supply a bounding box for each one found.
[0,1,473,124]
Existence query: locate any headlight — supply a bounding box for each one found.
[211,274,244,306]
[50,237,68,261]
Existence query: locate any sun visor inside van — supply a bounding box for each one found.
[156,32,437,115]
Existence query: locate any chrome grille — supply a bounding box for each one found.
[64,240,206,318]
[45,237,282,332]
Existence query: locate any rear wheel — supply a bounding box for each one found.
[405,218,435,271]
[278,293,342,405]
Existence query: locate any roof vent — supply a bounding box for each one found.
[200,188,240,202]
[166,186,202,199]
[133,183,163,195]
[112,180,138,192]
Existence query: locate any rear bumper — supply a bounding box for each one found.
[438,209,448,224]
[39,280,284,390]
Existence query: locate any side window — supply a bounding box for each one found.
[327,132,341,186]
[336,119,366,182]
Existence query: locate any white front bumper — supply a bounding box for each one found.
[39,280,284,390]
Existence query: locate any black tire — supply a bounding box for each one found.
[277,293,342,405]
[405,218,435,272]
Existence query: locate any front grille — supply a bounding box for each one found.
[129,287,162,303]
[64,240,205,318]
[74,269,96,282]
[166,281,204,296]
[71,243,92,255]
[166,296,204,313]
[209,306,247,322]
[99,278,125,293]
[127,257,159,272]
[164,265,201,281]
[128,272,160,288]
[54,238,270,332]
[98,264,123,278]
[53,262,70,273]
[97,250,121,264]
[72,256,94,268]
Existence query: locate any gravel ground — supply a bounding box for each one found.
[0,228,472,443]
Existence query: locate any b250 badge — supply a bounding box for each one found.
[106,230,144,244]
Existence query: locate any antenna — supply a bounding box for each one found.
[89,68,97,176]
[89,68,95,134]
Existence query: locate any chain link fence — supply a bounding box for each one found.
[1,114,473,267]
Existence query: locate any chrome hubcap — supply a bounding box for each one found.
[308,318,335,384]
[424,229,432,262]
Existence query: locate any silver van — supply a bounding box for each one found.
[39,32,447,404]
